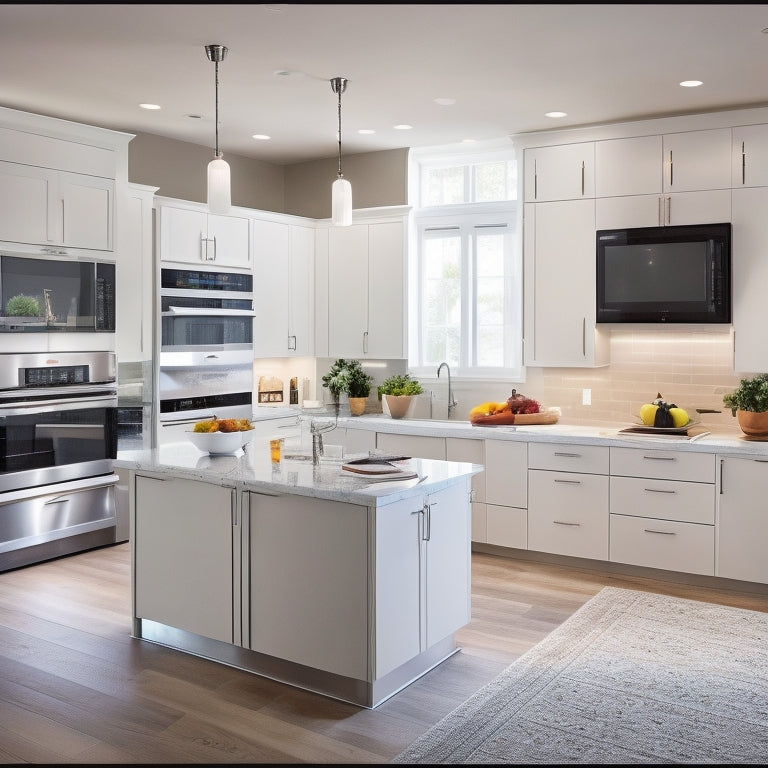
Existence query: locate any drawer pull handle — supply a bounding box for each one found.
[642,455,676,461]
[643,488,676,494]
[554,520,580,526]
[644,528,675,536]
[554,479,582,485]
[553,452,581,458]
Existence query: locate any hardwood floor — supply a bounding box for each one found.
[2,543,768,763]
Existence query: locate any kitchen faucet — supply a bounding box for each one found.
[437,362,457,418]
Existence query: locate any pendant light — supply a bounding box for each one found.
[330,76,352,226]
[205,44,231,215]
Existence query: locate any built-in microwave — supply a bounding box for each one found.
[0,254,115,333]
[596,223,731,324]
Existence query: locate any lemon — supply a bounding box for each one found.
[669,407,689,428]
[639,403,658,426]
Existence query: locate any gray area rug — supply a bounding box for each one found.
[393,587,768,764]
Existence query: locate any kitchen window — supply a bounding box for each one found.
[408,144,522,380]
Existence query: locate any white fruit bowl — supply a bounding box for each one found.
[188,429,254,455]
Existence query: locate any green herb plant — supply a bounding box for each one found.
[378,373,424,397]
[6,294,40,317]
[723,373,768,415]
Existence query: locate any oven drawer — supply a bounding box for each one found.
[0,474,118,554]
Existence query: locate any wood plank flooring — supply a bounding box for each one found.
[1,543,768,763]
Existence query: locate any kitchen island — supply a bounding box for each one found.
[116,442,480,708]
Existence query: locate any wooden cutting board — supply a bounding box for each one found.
[470,408,560,426]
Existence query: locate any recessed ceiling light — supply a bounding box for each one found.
[139,103,161,110]
[252,134,271,141]
[434,97,456,106]
[545,111,567,118]
[680,80,703,87]
[358,129,375,135]
[394,124,412,130]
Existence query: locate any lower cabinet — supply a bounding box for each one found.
[717,455,768,584]
[484,440,528,548]
[134,474,236,644]
[376,432,446,460]
[528,442,610,560]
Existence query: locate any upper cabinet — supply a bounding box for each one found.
[524,142,595,202]
[594,130,732,229]
[732,124,768,187]
[157,199,251,269]
[252,218,314,358]
[317,214,407,359]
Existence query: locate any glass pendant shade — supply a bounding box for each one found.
[207,155,231,215]
[332,177,352,226]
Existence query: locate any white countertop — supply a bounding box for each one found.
[116,442,480,507]
[326,414,768,457]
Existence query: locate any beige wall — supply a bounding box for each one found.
[127,132,408,218]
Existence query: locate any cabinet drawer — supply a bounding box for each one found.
[610,513,714,576]
[486,504,527,549]
[528,470,609,560]
[529,442,609,474]
[376,432,445,460]
[610,446,715,482]
[610,476,715,525]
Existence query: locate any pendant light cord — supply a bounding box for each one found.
[214,60,220,159]
[336,83,343,180]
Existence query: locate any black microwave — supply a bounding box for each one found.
[596,223,731,324]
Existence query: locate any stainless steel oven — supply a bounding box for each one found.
[157,267,254,445]
[0,351,119,571]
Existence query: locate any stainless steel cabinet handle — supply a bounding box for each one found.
[644,528,675,536]
[231,490,238,527]
[658,196,663,226]
[582,317,586,356]
[554,452,581,458]
[288,335,297,351]
[200,233,207,261]
[534,158,538,199]
[665,196,671,225]
[644,487,676,494]
[44,497,70,505]
[554,520,580,526]
[211,235,217,261]
[363,331,369,354]
[554,478,582,485]
[742,140,746,185]
[581,161,585,196]
[642,455,675,461]
[668,149,673,186]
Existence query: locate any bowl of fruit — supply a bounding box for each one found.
[635,394,697,432]
[188,417,254,454]
[469,390,560,426]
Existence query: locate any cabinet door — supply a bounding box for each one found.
[60,172,114,251]
[732,187,768,372]
[717,456,768,584]
[524,199,608,367]
[424,480,472,648]
[134,475,235,643]
[446,437,486,543]
[288,224,314,356]
[159,205,208,264]
[662,128,732,192]
[485,439,527,508]
[524,143,595,202]
[732,124,768,187]
[375,495,421,677]
[367,221,405,358]
[595,135,663,197]
[249,492,369,679]
[376,432,446,460]
[328,224,368,357]
[252,219,290,356]
[0,161,54,245]
[207,213,250,268]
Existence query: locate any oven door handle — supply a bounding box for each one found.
[0,394,118,414]
[164,306,256,317]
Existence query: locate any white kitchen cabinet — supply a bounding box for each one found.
[731,187,768,372]
[376,432,446,460]
[252,220,314,357]
[0,161,114,253]
[134,474,236,644]
[732,124,768,187]
[158,200,250,269]
[484,439,528,548]
[524,142,595,202]
[323,218,406,359]
[717,455,768,584]
[446,437,486,543]
[528,442,609,560]
[116,183,157,363]
[248,491,369,679]
[594,130,732,228]
[523,199,609,367]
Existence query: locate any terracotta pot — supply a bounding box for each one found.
[384,394,414,420]
[736,409,768,437]
[348,396,367,416]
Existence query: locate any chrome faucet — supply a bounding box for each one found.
[437,362,457,418]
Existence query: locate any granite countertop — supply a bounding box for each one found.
[116,442,480,507]
[328,414,768,457]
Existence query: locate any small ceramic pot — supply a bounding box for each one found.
[348,396,367,416]
[737,409,768,438]
[384,394,414,419]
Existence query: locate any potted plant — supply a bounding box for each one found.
[345,360,374,416]
[321,358,350,416]
[723,373,768,438]
[378,373,424,419]
[5,293,40,318]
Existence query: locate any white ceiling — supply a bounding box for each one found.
[1,3,767,165]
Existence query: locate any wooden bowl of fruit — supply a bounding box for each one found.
[469,390,560,426]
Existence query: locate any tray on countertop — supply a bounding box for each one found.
[470,407,560,427]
